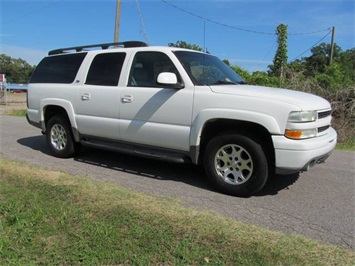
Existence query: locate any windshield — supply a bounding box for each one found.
[174,51,245,86]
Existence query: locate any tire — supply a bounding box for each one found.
[46,115,78,158]
[203,134,268,197]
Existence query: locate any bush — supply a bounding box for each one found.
[283,67,354,146]
[329,87,355,145]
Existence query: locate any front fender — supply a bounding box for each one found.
[189,109,281,163]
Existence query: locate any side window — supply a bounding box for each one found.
[86,53,126,86]
[128,52,180,87]
[30,53,87,84]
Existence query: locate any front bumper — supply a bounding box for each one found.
[273,127,337,174]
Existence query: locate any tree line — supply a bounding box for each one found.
[169,27,354,92]
[0,54,35,83]
[223,43,354,92]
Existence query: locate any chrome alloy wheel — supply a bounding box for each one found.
[50,123,67,151]
[214,144,253,185]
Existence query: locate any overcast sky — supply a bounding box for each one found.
[1,0,354,72]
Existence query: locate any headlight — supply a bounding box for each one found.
[285,128,318,139]
[288,111,317,123]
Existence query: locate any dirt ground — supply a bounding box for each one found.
[0,91,27,114]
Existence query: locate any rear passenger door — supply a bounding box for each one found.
[76,52,126,139]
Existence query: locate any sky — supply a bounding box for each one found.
[1,0,354,72]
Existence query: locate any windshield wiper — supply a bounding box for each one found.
[210,80,248,85]
[210,80,237,85]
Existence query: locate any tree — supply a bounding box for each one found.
[0,54,35,83]
[287,59,304,73]
[304,42,342,76]
[168,41,203,52]
[314,62,348,91]
[269,24,288,79]
[231,65,251,81]
[285,43,354,89]
[339,48,355,83]
[222,59,231,66]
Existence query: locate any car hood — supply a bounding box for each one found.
[210,85,331,111]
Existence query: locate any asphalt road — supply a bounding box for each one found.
[1,115,354,249]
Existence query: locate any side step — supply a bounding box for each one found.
[81,138,190,164]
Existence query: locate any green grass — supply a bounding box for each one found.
[0,158,354,265]
[2,108,27,116]
[336,136,355,151]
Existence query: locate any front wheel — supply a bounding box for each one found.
[203,134,268,197]
[46,115,79,158]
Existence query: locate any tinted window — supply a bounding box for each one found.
[128,52,181,87]
[30,53,87,84]
[86,53,126,86]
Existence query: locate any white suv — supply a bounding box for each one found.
[26,41,337,196]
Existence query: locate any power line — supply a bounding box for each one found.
[288,28,332,36]
[136,0,150,45]
[2,0,65,25]
[160,0,331,36]
[291,30,332,61]
[255,41,276,70]
[161,0,274,35]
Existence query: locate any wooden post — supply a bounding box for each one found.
[329,26,335,65]
[114,0,121,42]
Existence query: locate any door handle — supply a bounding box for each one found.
[81,93,91,101]
[121,95,133,103]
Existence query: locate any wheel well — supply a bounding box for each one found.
[198,119,275,169]
[44,105,70,128]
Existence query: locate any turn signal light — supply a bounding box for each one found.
[285,128,317,139]
[285,130,303,139]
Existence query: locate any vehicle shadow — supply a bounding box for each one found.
[17,135,51,155]
[74,146,214,191]
[255,172,300,196]
[17,136,300,197]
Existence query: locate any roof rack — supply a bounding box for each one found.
[48,41,148,55]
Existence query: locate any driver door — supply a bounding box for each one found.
[119,51,193,152]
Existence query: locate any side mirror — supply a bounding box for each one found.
[157,72,184,89]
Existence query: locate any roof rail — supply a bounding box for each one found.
[48,41,148,55]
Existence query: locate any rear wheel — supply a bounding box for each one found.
[46,115,79,158]
[203,134,268,197]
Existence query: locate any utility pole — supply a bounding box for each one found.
[203,21,206,53]
[114,0,121,43]
[329,26,335,65]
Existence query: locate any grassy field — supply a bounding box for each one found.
[0,158,354,265]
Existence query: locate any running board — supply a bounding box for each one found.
[81,138,190,164]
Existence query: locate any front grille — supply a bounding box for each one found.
[318,125,330,133]
[318,110,331,119]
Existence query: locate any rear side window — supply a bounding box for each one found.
[30,53,87,84]
[85,53,126,86]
